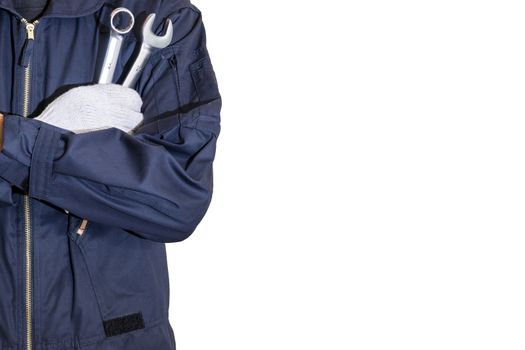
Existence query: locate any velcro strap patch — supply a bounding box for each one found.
[103,312,145,337]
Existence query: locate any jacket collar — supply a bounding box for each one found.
[0,0,105,19]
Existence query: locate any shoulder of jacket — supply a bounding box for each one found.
[159,0,201,16]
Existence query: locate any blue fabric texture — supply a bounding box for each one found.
[0,0,221,348]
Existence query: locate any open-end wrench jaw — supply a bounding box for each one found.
[122,13,174,87]
[142,13,173,49]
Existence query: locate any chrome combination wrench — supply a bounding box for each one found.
[98,7,135,84]
[122,14,173,88]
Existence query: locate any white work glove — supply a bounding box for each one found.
[35,84,143,134]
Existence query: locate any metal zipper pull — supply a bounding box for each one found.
[77,219,89,236]
[20,19,38,68]
[25,21,35,39]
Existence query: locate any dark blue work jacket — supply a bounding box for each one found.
[0,0,221,348]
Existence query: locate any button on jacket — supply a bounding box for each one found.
[0,0,221,349]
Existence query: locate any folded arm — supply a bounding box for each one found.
[0,5,221,243]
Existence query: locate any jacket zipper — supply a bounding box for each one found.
[21,17,38,350]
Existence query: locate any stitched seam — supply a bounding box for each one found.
[29,126,59,199]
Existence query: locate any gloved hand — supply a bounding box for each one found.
[35,84,143,134]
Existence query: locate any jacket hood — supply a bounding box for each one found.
[0,0,104,19]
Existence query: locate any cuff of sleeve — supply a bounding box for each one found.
[0,114,40,190]
[0,179,14,207]
[0,114,67,194]
[1,114,40,166]
[0,153,29,189]
[29,125,63,199]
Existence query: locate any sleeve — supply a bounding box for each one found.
[0,5,221,243]
[0,179,14,207]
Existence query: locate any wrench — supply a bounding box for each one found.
[98,7,135,84]
[122,13,173,88]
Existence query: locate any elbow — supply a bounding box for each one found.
[157,190,213,243]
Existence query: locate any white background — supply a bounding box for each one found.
[168,1,525,349]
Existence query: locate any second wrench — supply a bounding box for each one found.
[122,13,173,88]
